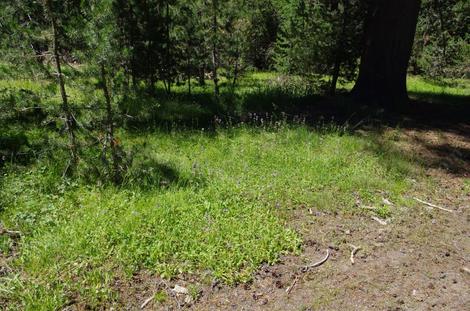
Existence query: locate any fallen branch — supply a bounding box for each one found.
[140,294,154,309]
[414,198,454,213]
[371,216,388,226]
[285,275,298,295]
[301,249,330,273]
[349,244,362,265]
[0,228,21,238]
[287,249,331,295]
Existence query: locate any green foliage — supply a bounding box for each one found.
[274,0,365,91]
[411,0,469,78]
[0,121,418,308]
[245,1,280,69]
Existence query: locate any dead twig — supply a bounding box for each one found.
[140,294,154,309]
[349,244,362,265]
[414,198,454,213]
[371,216,388,226]
[287,249,331,295]
[301,249,330,272]
[285,275,299,295]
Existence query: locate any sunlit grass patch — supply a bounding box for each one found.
[0,124,418,309]
[407,76,470,96]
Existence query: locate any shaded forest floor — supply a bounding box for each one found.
[1,73,469,310]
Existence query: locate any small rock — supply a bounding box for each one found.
[172,285,188,295]
[259,298,268,305]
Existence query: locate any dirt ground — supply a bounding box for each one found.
[117,119,469,311]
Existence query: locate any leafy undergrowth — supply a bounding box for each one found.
[0,124,418,310]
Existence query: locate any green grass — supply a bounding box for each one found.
[407,76,470,105]
[1,71,468,309]
[0,125,416,309]
[407,76,470,97]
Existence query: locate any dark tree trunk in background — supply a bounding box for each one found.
[198,66,205,86]
[100,64,121,184]
[211,0,220,97]
[352,0,421,107]
[329,0,349,96]
[46,0,79,175]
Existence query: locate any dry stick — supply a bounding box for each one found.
[349,244,361,265]
[414,198,454,213]
[287,249,331,295]
[285,275,299,295]
[301,249,331,272]
[371,216,388,226]
[140,294,154,309]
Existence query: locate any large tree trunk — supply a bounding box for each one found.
[352,0,421,107]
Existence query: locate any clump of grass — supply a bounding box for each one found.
[375,205,392,219]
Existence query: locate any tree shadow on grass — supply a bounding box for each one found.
[0,133,33,167]
[348,93,470,178]
[121,155,205,191]
[119,84,469,176]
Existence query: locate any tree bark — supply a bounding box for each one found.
[198,65,205,86]
[47,1,79,174]
[211,0,220,97]
[100,64,121,184]
[329,0,349,96]
[187,50,192,95]
[352,0,421,107]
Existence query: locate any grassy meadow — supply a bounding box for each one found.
[0,71,468,309]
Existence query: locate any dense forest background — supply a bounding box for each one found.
[0,0,470,183]
[1,0,468,181]
[2,0,468,87]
